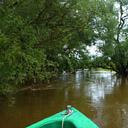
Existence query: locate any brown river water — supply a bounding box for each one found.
[0,70,128,128]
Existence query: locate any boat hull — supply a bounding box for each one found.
[26,107,99,128]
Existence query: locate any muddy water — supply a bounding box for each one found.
[0,71,128,128]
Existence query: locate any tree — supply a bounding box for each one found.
[92,0,128,76]
[0,0,99,93]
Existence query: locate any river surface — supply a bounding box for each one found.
[0,71,128,128]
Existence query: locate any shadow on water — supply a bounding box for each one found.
[0,71,128,128]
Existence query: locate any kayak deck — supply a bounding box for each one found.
[26,107,99,128]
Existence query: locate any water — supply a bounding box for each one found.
[0,71,128,128]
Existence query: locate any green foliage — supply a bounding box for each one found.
[0,0,99,93]
[3,0,125,93]
[91,0,128,76]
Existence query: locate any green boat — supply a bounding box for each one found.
[26,105,99,128]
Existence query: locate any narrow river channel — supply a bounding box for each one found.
[0,71,128,128]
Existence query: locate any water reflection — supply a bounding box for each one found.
[86,71,116,103]
[0,71,128,128]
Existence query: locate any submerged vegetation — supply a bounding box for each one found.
[0,0,128,93]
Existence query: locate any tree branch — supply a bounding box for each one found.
[116,0,125,42]
[35,12,93,46]
[29,1,77,25]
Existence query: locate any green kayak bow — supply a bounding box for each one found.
[26,105,99,128]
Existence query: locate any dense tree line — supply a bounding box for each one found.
[0,0,97,92]
[0,0,127,93]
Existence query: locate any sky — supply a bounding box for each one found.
[87,45,97,55]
